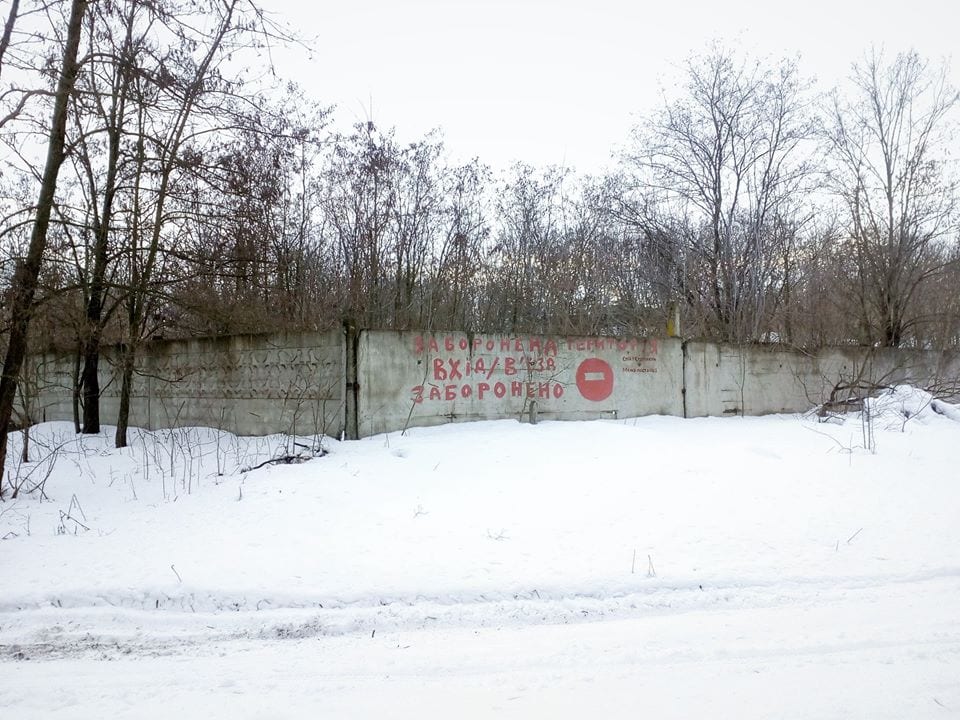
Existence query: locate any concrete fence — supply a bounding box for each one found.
[21,329,960,438]
[356,331,682,437]
[24,331,345,437]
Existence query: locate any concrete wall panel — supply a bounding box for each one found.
[683,343,960,417]
[27,331,346,438]
[357,331,683,437]
[682,343,854,417]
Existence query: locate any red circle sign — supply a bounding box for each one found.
[576,358,614,401]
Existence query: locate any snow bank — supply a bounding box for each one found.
[861,384,960,428]
[2,404,959,626]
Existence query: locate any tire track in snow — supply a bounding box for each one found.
[3,571,959,660]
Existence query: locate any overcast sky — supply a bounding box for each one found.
[262,0,958,173]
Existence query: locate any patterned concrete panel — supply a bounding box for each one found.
[28,331,346,438]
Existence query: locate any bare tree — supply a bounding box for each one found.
[322,122,399,328]
[389,134,443,329]
[0,0,20,84]
[67,0,149,434]
[0,0,52,129]
[171,94,330,334]
[428,159,490,330]
[114,0,279,448]
[825,49,959,347]
[483,163,571,333]
[627,45,814,342]
[0,0,88,495]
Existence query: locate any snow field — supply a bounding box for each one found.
[1,385,959,717]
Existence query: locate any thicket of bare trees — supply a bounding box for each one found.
[1,0,959,480]
[623,48,814,342]
[825,50,958,348]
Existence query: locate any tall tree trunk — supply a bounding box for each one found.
[79,3,133,434]
[115,343,134,449]
[80,339,101,432]
[0,0,20,81]
[72,345,82,434]
[0,0,88,493]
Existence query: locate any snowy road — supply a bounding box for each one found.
[4,575,959,719]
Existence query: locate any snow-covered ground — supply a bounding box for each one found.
[2,386,959,718]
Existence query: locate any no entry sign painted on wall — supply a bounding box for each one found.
[405,334,657,408]
[575,358,614,401]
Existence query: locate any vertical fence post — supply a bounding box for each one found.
[681,340,689,419]
[343,320,359,440]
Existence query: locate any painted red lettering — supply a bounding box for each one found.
[415,336,424,354]
[538,383,550,399]
[511,381,523,397]
[433,358,447,380]
[547,357,556,371]
[500,338,511,351]
[529,338,542,352]
[494,382,506,398]
[486,339,495,351]
[428,337,439,353]
[478,382,490,399]
[445,384,457,401]
[429,386,442,401]
[504,357,517,376]
[448,359,463,380]
[412,385,424,404]
[445,336,455,352]
[474,357,486,375]
[553,384,564,398]
[459,338,468,350]
[461,384,472,398]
